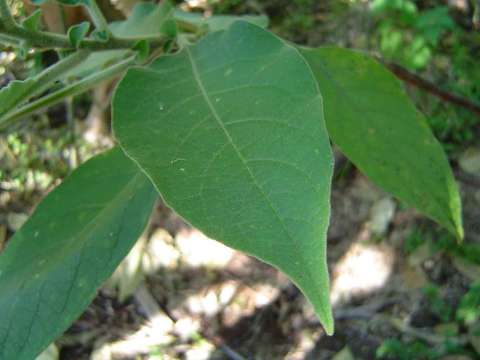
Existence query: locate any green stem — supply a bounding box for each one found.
[0,0,164,51]
[0,55,135,131]
[85,0,112,37]
[1,24,165,50]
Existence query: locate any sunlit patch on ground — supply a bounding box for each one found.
[330,241,395,305]
[175,228,235,268]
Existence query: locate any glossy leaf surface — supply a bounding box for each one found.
[114,22,334,333]
[0,148,156,360]
[300,46,463,239]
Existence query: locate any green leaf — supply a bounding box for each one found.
[415,6,454,45]
[22,9,43,31]
[300,46,463,239]
[0,51,90,124]
[0,78,36,117]
[133,40,150,62]
[0,148,156,360]
[68,21,90,48]
[174,10,269,32]
[113,21,334,334]
[109,1,174,37]
[160,18,177,39]
[66,2,175,78]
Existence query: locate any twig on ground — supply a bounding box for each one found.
[380,314,469,346]
[134,283,246,360]
[333,297,402,321]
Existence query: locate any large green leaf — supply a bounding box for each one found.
[300,47,463,239]
[0,148,156,360]
[113,21,334,334]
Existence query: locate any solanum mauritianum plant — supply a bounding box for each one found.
[0,1,463,358]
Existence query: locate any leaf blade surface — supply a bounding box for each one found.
[0,148,156,360]
[174,10,268,31]
[113,21,334,333]
[300,46,463,239]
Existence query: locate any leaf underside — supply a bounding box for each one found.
[113,21,334,334]
[300,46,463,239]
[0,148,156,360]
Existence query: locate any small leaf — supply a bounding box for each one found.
[22,9,43,31]
[300,47,463,239]
[174,10,269,32]
[109,1,174,37]
[0,148,156,359]
[133,40,150,62]
[0,78,36,117]
[66,2,175,78]
[68,21,90,48]
[113,21,334,334]
[160,18,177,39]
[0,51,88,121]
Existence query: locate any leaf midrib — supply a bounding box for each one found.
[184,46,319,298]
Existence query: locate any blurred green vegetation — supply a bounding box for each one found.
[376,278,480,359]
[457,282,480,325]
[376,337,470,360]
[0,119,96,197]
